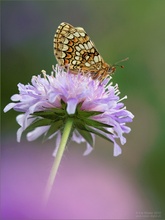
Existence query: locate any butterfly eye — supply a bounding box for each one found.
[108,66,116,74]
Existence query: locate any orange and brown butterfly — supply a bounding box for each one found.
[53,22,122,80]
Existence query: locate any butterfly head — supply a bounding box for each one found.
[108,57,129,74]
[108,65,116,74]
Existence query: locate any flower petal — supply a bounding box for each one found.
[11,94,21,101]
[4,65,134,157]
[113,142,122,157]
[27,126,50,141]
[17,127,24,142]
[66,98,78,114]
[83,143,93,156]
[52,132,61,157]
[16,114,25,126]
[3,103,16,112]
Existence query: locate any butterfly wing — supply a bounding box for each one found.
[54,22,108,74]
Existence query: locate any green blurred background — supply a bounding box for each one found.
[1,0,165,218]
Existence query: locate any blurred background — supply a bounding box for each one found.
[1,0,165,219]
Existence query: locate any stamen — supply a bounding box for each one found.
[118,95,127,102]
[41,70,47,78]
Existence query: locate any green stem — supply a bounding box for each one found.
[43,118,73,206]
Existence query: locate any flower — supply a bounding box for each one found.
[4,65,134,156]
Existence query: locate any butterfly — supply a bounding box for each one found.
[53,22,124,80]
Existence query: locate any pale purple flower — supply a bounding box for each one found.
[4,65,134,156]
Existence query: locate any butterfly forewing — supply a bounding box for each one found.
[54,22,114,79]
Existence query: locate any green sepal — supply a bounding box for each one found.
[43,120,64,141]
[84,119,113,135]
[23,98,114,144]
[33,108,66,120]
[24,118,52,133]
[84,125,113,143]
[82,118,112,128]
[61,99,67,109]
[77,128,94,147]
[74,117,113,134]
[74,119,112,143]
[76,109,103,118]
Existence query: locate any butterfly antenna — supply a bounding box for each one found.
[113,57,129,68]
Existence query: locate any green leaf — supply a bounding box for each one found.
[25,118,52,133]
[76,102,83,110]
[77,110,103,118]
[43,120,64,141]
[77,128,94,146]
[33,108,66,119]
[50,108,66,114]
[84,125,113,143]
[74,118,112,133]
[74,119,113,143]
[82,118,112,128]
[61,100,67,109]
[94,126,113,135]
[74,120,89,131]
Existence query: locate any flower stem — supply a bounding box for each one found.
[43,118,73,206]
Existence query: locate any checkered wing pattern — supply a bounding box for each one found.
[54,22,115,80]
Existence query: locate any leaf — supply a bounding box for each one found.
[74,119,113,143]
[43,120,64,141]
[74,118,112,133]
[74,120,89,131]
[61,100,67,109]
[84,125,113,143]
[77,110,103,118]
[82,118,112,128]
[77,128,94,146]
[33,108,66,119]
[98,126,113,135]
[25,118,52,133]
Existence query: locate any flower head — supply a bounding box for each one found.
[4,65,134,156]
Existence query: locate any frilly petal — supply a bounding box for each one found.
[27,126,50,141]
[17,127,24,142]
[16,114,25,126]
[113,141,122,157]
[11,94,21,101]
[4,65,134,157]
[3,103,16,113]
[52,132,61,157]
[83,143,93,156]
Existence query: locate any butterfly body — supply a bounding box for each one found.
[54,22,115,80]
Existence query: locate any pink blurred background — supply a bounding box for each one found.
[1,139,155,219]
